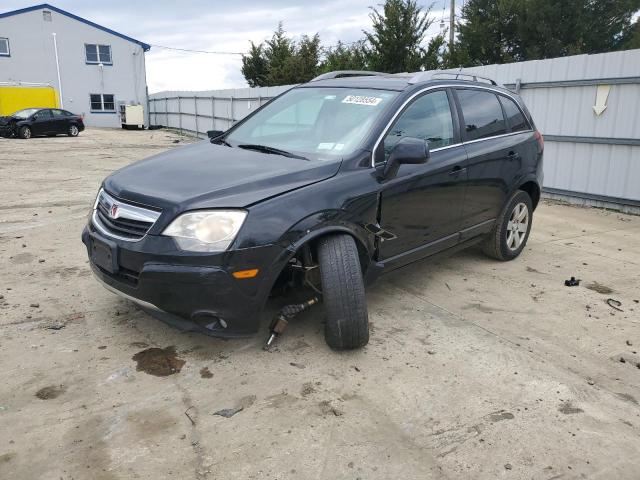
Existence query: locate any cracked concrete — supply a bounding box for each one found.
[1,128,639,479]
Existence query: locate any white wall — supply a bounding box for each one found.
[0,7,147,127]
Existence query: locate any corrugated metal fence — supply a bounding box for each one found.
[149,49,640,211]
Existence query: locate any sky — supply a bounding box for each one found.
[0,0,455,92]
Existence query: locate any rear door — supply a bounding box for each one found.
[51,109,69,134]
[376,88,467,265]
[454,88,523,239]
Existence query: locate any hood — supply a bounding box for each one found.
[103,140,341,211]
[0,116,13,126]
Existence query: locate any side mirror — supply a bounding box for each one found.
[31,114,38,121]
[382,137,430,178]
[207,130,224,139]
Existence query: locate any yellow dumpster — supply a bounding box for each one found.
[0,84,59,115]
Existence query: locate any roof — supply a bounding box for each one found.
[0,3,151,51]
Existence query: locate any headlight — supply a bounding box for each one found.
[163,210,247,252]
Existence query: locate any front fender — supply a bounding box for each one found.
[282,210,375,257]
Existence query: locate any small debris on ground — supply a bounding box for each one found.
[44,323,65,330]
[289,362,305,369]
[504,463,513,470]
[29,303,39,308]
[606,298,623,312]
[213,395,256,418]
[200,367,213,379]
[564,277,580,287]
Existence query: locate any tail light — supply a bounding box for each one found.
[534,130,544,151]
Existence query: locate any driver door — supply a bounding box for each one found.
[31,109,54,135]
[376,89,468,266]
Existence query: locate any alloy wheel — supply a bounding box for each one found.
[506,202,529,251]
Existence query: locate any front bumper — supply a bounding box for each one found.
[0,125,14,137]
[82,225,287,338]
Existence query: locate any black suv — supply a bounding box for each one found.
[82,71,543,350]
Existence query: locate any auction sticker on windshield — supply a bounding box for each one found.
[342,95,383,106]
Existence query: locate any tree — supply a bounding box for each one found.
[241,42,268,88]
[321,41,369,72]
[364,0,434,73]
[287,34,322,83]
[456,0,640,66]
[241,25,322,86]
[263,23,296,86]
[622,19,640,49]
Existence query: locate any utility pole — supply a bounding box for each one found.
[449,0,455,54]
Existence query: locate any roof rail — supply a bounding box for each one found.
[408,71,497,85]
[310,70,387,81]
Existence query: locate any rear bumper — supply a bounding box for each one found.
[82,225,287,338]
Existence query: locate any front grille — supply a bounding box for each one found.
[92,189,161,241]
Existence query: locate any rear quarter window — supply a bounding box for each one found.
[498,95,529,132]
[456,89,506,141]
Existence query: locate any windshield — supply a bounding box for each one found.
[12,108,39,119]
[224,87,398,160]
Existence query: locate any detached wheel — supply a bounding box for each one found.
[482,190,533,261]
[317,234,369,350]
[68,125,79,137]
[18,126,31,139]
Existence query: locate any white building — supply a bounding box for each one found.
[0,3,150,127]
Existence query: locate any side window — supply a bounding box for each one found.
[456,89,506,141]
[0,37,9,57]
[90,94,116,112]
[85,44,112,64]
[51,109,65,117]
[39,110,53,119]
[383,90,454,160]
[498,95,529,132]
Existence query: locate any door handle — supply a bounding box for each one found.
[449,165,467,175]
[507,151,520,160]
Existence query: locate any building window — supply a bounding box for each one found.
[90,94,116,112]
[85,44,112,65]
[0,38,10,57]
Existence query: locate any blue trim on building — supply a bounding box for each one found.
[0,4,151,51]
[89,111,117,114]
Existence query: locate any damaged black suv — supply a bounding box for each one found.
[82,71,543,350]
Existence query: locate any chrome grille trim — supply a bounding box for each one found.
[91,188,161,242]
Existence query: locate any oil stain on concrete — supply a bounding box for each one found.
[132,346,185,377]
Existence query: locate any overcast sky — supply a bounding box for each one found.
[1,0,454,92]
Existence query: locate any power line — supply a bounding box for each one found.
[150,44,245,55]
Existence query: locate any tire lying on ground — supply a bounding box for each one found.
[317,234,369,350]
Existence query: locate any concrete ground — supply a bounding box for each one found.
[1,128,639,480]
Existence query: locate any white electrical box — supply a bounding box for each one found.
[120,104,144,129]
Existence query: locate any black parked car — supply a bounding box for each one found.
[82,71,543,350]
[0,108,84,139]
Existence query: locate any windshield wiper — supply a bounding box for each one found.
[238,144,308,161]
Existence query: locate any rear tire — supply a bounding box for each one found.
[18,126,31,139]
[317,234,369,350]
[68,125,79,137]
[482,190,533,261]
